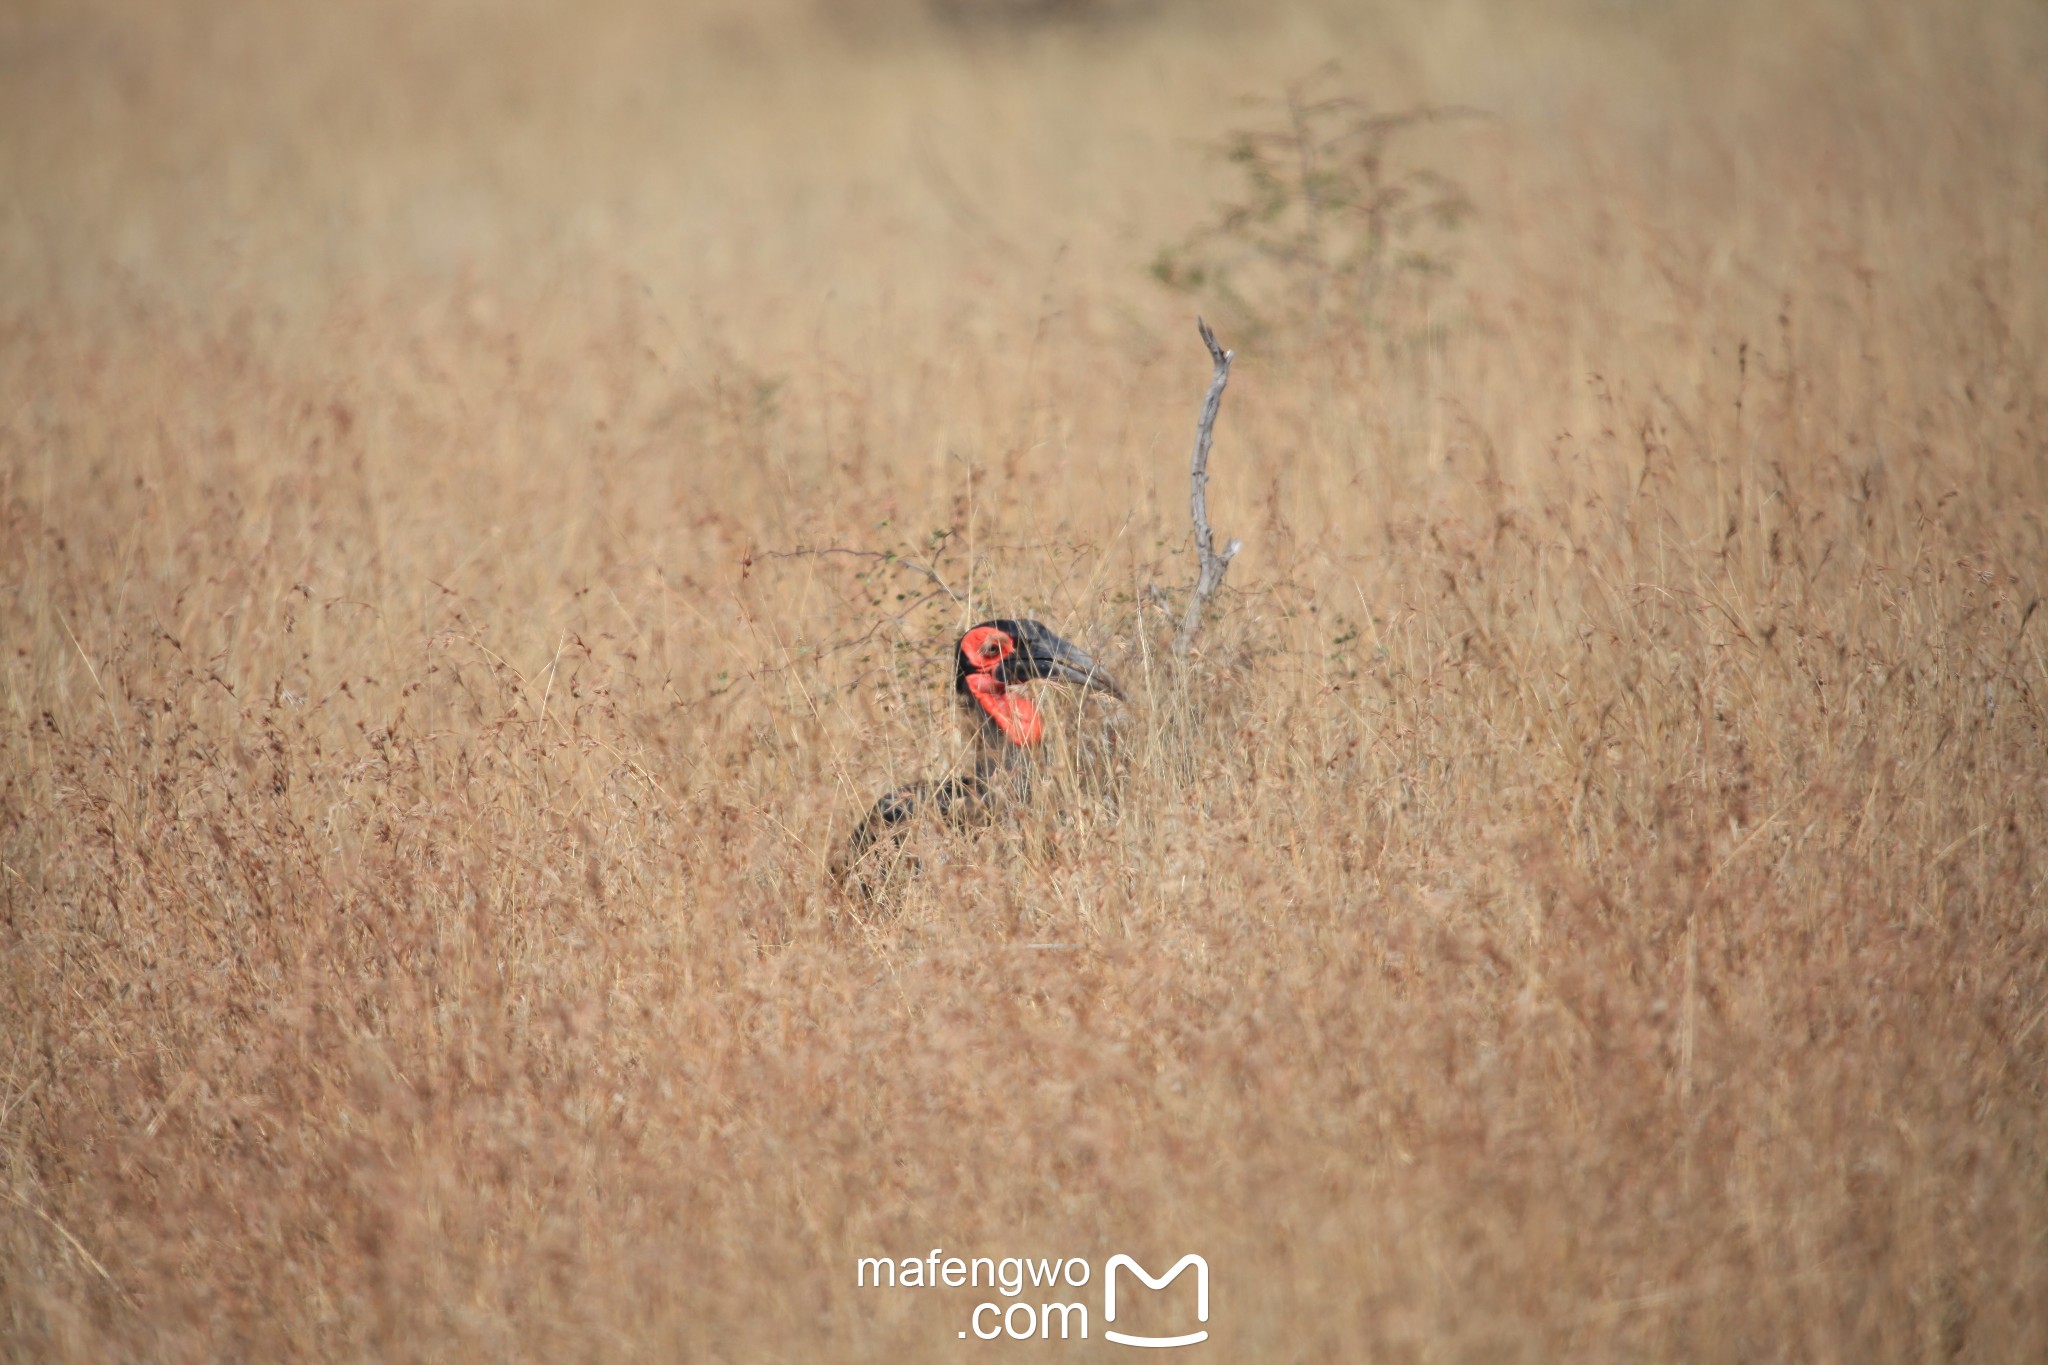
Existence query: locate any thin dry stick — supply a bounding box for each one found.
[1174,317,1242,657]
[1,1184,138,1310]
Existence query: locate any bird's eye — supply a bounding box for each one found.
[980,638,1003,659]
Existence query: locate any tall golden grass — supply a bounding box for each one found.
[4,0,2046,1358]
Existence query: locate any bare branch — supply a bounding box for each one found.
[1174,317,1242,658]
[747,545,967,603]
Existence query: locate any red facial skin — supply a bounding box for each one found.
[959,625,1044,747]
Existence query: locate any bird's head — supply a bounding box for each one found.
[954,619,1124,747]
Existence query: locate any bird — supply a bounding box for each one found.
[835,618,1124,894]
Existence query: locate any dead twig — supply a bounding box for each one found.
[747,546,968,603]
[1174,318,1242,657]
[1,1183,138,1311]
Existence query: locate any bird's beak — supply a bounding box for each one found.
[1011,628,1125,701]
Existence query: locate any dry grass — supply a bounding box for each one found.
[4,0,2047,1359]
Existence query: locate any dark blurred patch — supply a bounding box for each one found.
[928,0,1162,27]
[816,0,1186,41]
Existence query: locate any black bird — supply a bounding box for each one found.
[836,619,1123,890]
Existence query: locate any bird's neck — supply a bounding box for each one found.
[962,672,1044,748]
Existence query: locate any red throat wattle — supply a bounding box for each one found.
[966,673,1044,746]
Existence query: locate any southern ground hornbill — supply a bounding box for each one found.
[834,619,1124,893]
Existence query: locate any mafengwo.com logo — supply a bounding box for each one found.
[855,1249,1209,1347]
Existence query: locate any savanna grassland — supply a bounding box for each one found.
[4,0,2047,1359]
